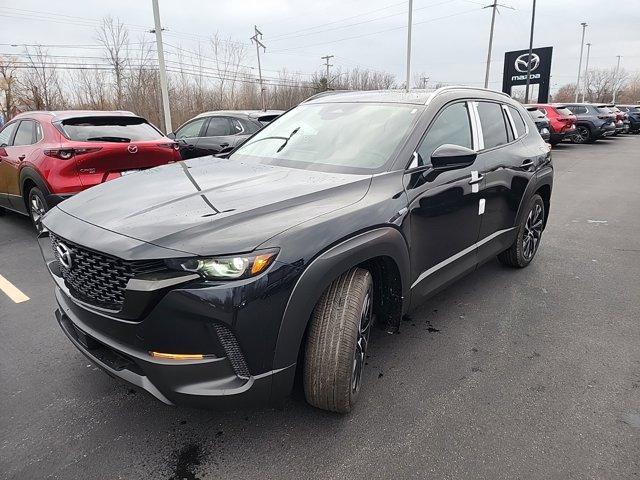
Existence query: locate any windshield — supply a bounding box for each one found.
[231,103,421,173]
[597,107,612,114]
[60,116,164,142]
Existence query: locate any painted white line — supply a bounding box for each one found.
[0,274,30,303]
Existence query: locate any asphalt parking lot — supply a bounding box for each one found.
[1,136,639,480]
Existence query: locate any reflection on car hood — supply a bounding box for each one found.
[56,157,372,255]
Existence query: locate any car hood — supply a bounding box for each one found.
[55,157,372,255]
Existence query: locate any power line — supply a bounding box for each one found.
[269,0,457,43]
[269,7,481,53]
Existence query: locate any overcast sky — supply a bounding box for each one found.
[1,0,639,93]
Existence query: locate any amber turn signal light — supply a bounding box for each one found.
[251,252,277,275]
[150,352,204,360]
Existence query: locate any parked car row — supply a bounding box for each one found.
[0,109,282,231]
[6,87,636,413]
[524,102,640,145]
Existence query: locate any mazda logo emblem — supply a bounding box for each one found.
[515,53,540,73]
[127,145,138,154]
[56,242,73,269]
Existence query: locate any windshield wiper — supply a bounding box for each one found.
[276,127,300,153]
[242,127,300,151]
[86,136,131,143]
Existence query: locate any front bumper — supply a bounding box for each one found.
[55,294,295,409]
[37,221,301,409]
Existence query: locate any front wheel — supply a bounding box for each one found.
[498,194,545,268]
[303,268,373,413]
[27,187,49,234]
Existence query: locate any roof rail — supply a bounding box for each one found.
[303,90,351,103]
[426,85,511,104]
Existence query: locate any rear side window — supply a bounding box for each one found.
[235,118,260,134]
[567,105,588,115]
[417,102,472,164]
[477,102,509,149]
[0,122,17,146]
[205,117,232,136]
[60,116,163,142]
[13,120,36,146]
[508,106,527,137]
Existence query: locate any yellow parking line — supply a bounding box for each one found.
[0,274,30,303]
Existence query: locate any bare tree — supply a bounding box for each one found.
[20,46,64,110]
[0,56,19,119]
[97,16,130,108]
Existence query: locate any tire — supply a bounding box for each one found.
[303,268,373,413]
[498,194,545,268]
[27,186,49,234]
[572,125,592,144]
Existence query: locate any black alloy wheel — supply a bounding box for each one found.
[522,202,544,261]
[572,125,591,144]
[351,283,373,395]
[28,187,49,234]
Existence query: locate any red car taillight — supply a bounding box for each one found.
[44,147,102,159]
[157,142,180,150]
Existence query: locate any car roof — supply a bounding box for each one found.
[194,110,284,120]
[303,86,512,106]
[12,110,138,121]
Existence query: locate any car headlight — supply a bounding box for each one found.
[165,249,279,280]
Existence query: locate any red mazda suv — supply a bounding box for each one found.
[0,111,180,231]
[530,104,577,145]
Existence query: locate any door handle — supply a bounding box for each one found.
[18,155,26,161]
[468,173,484,184]
[521,159,534,169]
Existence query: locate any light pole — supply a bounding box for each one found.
[581,43,591,102]
[523,0,537,103]
[405,0,413,92]
[574,22,587,102]
[612,55,622,103]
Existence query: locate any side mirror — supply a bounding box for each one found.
[166,132,176,139]
[431,144,477,171]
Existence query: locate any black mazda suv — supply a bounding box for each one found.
[40,87,553,413]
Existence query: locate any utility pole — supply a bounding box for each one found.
[151,0,171,133]
[482,1,513,89]
[405,0,413,92]
[612,55,622,103]
[483,0,498,89]
[321,55,334,90]
[581,43,591,102]
[523,0,537,103]
[251,26,266,111]
[574,22,588,102]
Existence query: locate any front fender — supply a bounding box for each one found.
[272,227,410,371]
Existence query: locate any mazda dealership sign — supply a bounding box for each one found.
[502,47,553,102]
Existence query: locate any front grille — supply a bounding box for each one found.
[51,234,166,311]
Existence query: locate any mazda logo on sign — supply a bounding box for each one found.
[514,53,540,73]
[127,145,138,154]
[56,242,73,269]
